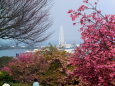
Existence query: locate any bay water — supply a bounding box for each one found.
[0,49,31,57]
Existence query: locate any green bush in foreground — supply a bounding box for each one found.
[0,71,13,83]
[0,56,13,68]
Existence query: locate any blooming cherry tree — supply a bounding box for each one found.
[68,0,115,86]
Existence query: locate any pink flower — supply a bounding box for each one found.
[68,10,73,13]
[1,67,11,72]
[83,0,88,3]
[68,0,115,85]
[77,5,88,11]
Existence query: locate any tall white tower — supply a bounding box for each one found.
[59,26,65,48]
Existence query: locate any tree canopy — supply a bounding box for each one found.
[68,0,115,86]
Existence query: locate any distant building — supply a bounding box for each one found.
[10,46,15,48]
[20,46,26,48]
[59,25,65,48]
[64,48,74,53]
[64,43,72,48]
[57,25,81,53]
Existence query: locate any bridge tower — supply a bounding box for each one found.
[59,26,65,48]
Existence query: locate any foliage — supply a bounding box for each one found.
[1,45,79,85]
[68,0,115,86]
[35,45,69,85]
[0,56,13,69]
[40,44,68,65]
[4,52,49,83]
[39,45,79,86]
[0,71,13,83]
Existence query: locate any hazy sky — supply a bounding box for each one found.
[0,0,115,45]
[45,0,115,44]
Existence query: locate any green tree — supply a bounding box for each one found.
[0,56,13,69]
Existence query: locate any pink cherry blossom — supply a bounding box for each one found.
[68,0,115,86]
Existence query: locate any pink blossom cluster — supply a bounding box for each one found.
[16,52,34,62]
[68,0,115,86]
[1,66,11,73]
[1,52,34,74]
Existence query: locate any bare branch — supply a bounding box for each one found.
[0,0,52,44]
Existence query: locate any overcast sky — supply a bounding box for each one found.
[45,0,115,44]
[1,0,115,45]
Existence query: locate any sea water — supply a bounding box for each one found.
[0,49,29,57]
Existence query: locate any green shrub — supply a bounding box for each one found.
[0,71,13,83]
[0,82,4,86]
[0,56,13,68]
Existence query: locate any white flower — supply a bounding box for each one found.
[2,83,10,86]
